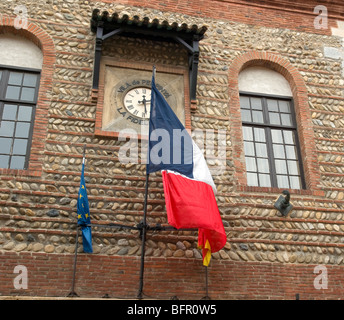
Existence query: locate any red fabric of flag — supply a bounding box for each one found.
[162,170,227,265]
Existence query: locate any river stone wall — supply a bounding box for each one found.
[0,0,344,268]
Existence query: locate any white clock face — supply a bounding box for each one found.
[123,87,151,119]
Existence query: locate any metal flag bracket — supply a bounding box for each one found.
[67,217,206,299]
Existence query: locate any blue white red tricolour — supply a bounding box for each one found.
[147,68,226,266]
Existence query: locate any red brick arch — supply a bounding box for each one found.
[0,16,56,176]
[228,50,322,194]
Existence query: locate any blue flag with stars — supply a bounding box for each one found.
[77,159,93,253]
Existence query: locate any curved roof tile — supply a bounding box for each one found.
[90,9,207,40]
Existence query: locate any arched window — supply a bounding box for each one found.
[238,66,305,189]
[0,34,42,170]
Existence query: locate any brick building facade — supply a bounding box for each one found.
[0,0,344,299]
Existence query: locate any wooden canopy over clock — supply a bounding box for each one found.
[90,9,207,105]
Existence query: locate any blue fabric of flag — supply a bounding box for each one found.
[147,71,193,178]
[77,162,93,253]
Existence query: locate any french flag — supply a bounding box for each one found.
[147,69,227,266]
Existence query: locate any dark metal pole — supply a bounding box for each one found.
[67,226,79,297]
[67,145,86,298]
[137,173,149,299]
[205,266,209,298]
[201,266,211,300]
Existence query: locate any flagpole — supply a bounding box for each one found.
[202,266,211,300]
[137,172,149,299]
[67,226,80,297]
[67,144,86,298]
[82,144,86,164]
[137,66,156,300]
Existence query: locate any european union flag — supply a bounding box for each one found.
[77,160,93,253]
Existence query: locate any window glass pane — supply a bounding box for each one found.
[281,113,292,126]
[240,96,250,109]
[244,141,255,156]
[5,86,21,100]
[23,73,38,87]
[2,104,17,120]
[273,144,285,158]
[15,122,30,138]
[0,121,15,137]
[13,139,28,155]
[0,155,9,168]
[254,128,266,142]
[20,87,35,101]
[285,145,297,160]
[269,112,280,125]
[283,131,295,145]
[250,98,262,110]
[290,176,301,189]
[247,172,258,186]
[255,143,267,157]
[252,110,264,123]
[10,156,25,169]
[279,100,290,113]
[18,106,33,121]
[242,126,253,141]
[275,159,287,174]
[8,72,23,85]
[267,99,278,111]
[245,157,257,171]
[257,158,270,173]
[277,175,289,189]
[259,174,271,187]
[271,130,283,143]
[241,109,251,122]
[0,137,12,153]
[287,160,299,175]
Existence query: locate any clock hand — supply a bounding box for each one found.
[139,95,148,114]
[143,98,147,114]
[138,98,151,104]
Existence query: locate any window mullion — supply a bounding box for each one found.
[289,100,307,189]
[265,126,277,188]
[261,97,270,125]
[293,129,307,189]
[261,97,277,188]
[0,70,9,100]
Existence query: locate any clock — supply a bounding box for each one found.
[96,62,187,137]
[123,87,151,119]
